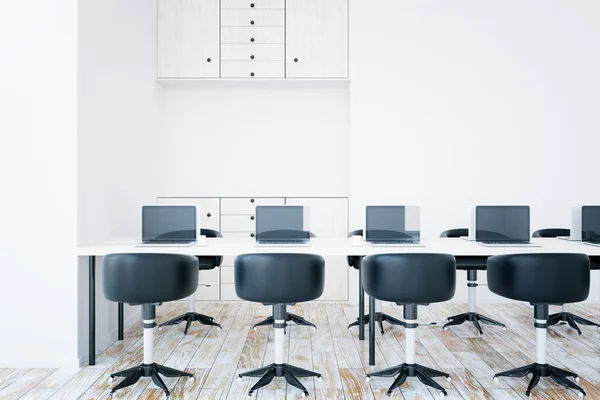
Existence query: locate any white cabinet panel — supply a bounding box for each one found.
[285,0,348,78]
[221,44,284,61]
[196,269,220,300]
[222,255,236,266]
[221,0,284,10]
[221,27,285,44]
[221,284,241,301]
[221,231,256,239]
[221,197,284,214]
[221,266,235,284]
[221,61,285,78]
[221,10,284,27]
[286,198,349,300]
[157,0,220,78]
[221,215,256,232]
[157,197,220,231]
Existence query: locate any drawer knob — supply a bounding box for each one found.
[250,20,255,25]
[251,216,255,220]
[250,198,255,203]
[207,58,211,62]
[250,55,255,59]
[251,233,255,237]
[250,3,255,7]
[250,38,255,42]
[207,213,211,217]
[250,72,255,77]
[294,58,298,62]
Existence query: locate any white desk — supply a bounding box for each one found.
[79,238,600,366]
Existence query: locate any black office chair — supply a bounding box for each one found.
[235,253,325,397]
[363,254,456,397]
[346,229,404,334]
[159,229,223,334]
[440,229,506,335]
[252,232,318,331]
[103,253,199,398]
[532,229,600,334]
[488,253,589,398]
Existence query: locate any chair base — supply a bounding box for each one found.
[494,362,585,397]
[442,312,505,335]
[347,312,405,334]
[366,363,450,397]
[158,312,221,334]
[547,312,600,335]
[253,313,316,331]
[109,362,193,397]
[238,363,322,397]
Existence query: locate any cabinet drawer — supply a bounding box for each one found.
[221,231,256,239]
[221,284,241,301]
[221,44,284,61]
[221,267,235,284]
[221,10,284,27]
[221,0,284,10]
[222,60,284,78]
[222,256,236,266]
[221,197,284,214]
[221,215,256,232]
[221,27,284,44]
[195,284,219,301]
[195,268,220,301]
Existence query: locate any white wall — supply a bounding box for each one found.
[160,81,350,197]
[349,0,600,302]
[0,1,78,367]
[77,0,163,364]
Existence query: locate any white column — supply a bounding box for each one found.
[143,320,155,364]
[274,319,285,364]
[535,319,547,364]
[405,320,417,364]
[562,304,568,313]
[375,298,382,313]
[468,283,476,313]
[187,294,196,313]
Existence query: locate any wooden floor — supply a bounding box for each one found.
[0,302,598,400]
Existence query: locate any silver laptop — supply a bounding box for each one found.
[476,206,540,247]
[136,205,197,247]
[582,206,600,247]
[365,206,424,247]
[254,205,311,246]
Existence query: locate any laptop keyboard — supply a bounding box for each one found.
[258,241,309,245]
[369,240,419,245]
[481,241,529,245]
[143,240,193,245]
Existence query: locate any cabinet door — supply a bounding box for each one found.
[285,198,349,300]
[156,197,220,231]
[157,0,220,78]
[285,0,348,78]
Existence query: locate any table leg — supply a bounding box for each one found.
[89,256,96,366]
[118,303,124,340]
[358,261,365,341]
[369,295,375,366]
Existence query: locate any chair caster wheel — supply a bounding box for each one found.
[578,391,585,398]
[443,327,448,331]
[189,376,195,382]
[440,392,447,398]
[158,326,163,331]
[575,376,580,382]
[108,376,115,383]
[525,391,532,398]
[218,327,222,330]
[109,392,117,398]
[317,376,323,381]
[164,392,171,399]
[253,327,257,331]
[348,327,352,330]
[312,326,317,330]
[493,376,500,383]
[237,376,242,382]
[445,376,451,382]
[302,392,308,398]
[365,376,371,382]
[386,392,392,398]
[502,327,507,331]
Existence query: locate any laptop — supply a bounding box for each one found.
[582,206,600,247]
[254,205,311,246]
[476,206,539,247]
[136,205,197,247]
[365,205,424,246]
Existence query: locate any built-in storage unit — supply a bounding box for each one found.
[157,197,349,301]
[156,0,349,79]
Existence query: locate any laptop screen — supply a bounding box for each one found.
[365,206,420,241]
[255,206,309,241]
[582,205,600,242]
[142,206,197,242]
[476,206,530,242]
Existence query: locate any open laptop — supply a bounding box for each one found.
[136,205,197,247]
[365,206,424,246]
[254,205,311,246]
[582,206,600,247]
[476,206,539,247]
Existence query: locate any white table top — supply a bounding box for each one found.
[77,237,600,258]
